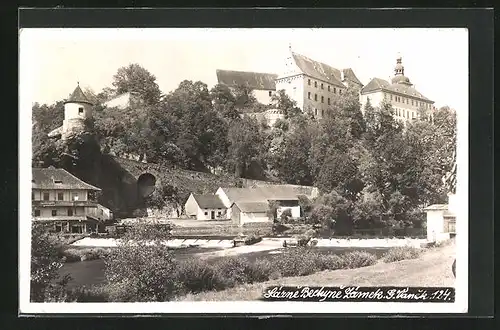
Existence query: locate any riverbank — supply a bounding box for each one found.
[176,240,456,301]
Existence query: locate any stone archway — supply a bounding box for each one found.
[137,173,157,198]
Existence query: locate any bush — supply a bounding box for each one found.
[67,285,110,302]
[62,248,111,262]
[244,235,262,245]
[212,257,258,288]
[315,254,346,271]
[340,251,378,268]
[272,248,320,277]
[294,235,311,247]
[175,258,225,294]
[382,246,422,263]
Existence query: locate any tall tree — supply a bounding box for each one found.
[111,63,162,105]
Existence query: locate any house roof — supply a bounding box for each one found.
[342,68,363,86]
[232,201,270,213]
[64,84,94,105]
[360,77,433,102]
[32,167,101,190]
[192,194,226,209]
[291,52,346,88]
[423,204,448,211]
[216,70,278,90]
[220,185,303,204]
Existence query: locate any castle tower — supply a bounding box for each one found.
[391,54,413,86]
[61,82,94,139]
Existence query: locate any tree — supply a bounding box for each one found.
[271,90,302,119]
[210,84,240,120]
[232,84,258,110]
[111,63,162,105]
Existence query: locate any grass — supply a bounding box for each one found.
[381,246,422,263]
[62,247,112,262]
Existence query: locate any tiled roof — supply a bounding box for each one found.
[360,77,432,102]
[192,194,226,209]
[232,201,270,213]
[216,70,278,90]
[342,68,363,86]
[291,52,346,88]
[32,167,101,190]
[65,84,94,105]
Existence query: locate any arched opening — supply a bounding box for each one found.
[137,173,156,198]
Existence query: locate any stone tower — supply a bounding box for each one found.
[48,83,94,140]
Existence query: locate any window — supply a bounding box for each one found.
[43,192,50,201]
[314,94,318,101]
[268,91,272,97]
[51,210,57,217]
[328,98,331,105]
[217,211,222,216]
[314,109,318,116]
[78,107,84,114]
[339,89,342,95]
[72,192,79,201]
[411,100,414,106]
[321,96,324,103]
[328,85,331,92]
[34,209,40,217]
[308,79,311,86]
[58,192,64,201]
[390,94,393,101]
[31,192,35,200]
[321,83,324,89]
[412,112,415,119]
[406,99,409,104]
[308,92,311,99]
[314,81,317,88]
[334,87,337,94]
[321,109,324,117]
[68,209,74,216]
[204,211,208,216]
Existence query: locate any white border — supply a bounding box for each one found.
[19,28,468,315]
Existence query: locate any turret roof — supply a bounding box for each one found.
[64,84,94,105]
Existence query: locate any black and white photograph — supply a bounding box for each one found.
[19,27,468,314]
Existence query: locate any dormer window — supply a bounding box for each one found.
[53,179,63,184]
[78,107,84,114]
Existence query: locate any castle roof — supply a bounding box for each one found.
[290,52,346,88]
[341,68,363,86]
[32,166,101,190]
[64,84,94,105]
[360,77,433,102]
[216,70,278,91]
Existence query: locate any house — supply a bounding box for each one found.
[103,91,142,110]
[231,201,270,225]
[359,55,436,123]
[216,69,278,106]
[275,46,363,118]
[215,185,307,222]
[424,194,457,242]
[32,166,112,234]
[184,193,227,220]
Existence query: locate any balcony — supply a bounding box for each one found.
[32,200,98,207]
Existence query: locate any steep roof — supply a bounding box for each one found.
[291,52,346,88]
[32,167,101,190]
[216,70,278,90]
[232,201,269,213]
[192,194,225,209]
[360,77,433,102]
[342,68,363,86]
[65,84,94,105]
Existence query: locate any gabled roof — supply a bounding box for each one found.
[342,68,363,86]
[192,194,225,209]
[220,186,303,204]
[291,52,346,88]
[360,77,433,102]
[64,84,94,105]
[216,70,278,90]
[32,167,101,190]
[232,201,269,213]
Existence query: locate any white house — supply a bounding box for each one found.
[215,69,278,106]
[231,201,270,225]
[184,193,227,220]
[424,194,457,243]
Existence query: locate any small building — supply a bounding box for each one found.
[32,166,111,234]
[424,194,457,242]
[215,69,278,106]
[245,108,286,127]
[103,91,142,110]
[231,201,270,225]
[184,193,227,220]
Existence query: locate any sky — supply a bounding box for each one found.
[19,28,468,112]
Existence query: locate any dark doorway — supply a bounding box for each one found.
[211,211,215,220]
[137,173,157,198]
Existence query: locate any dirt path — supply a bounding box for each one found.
[178,241,456,301]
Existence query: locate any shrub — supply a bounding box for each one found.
[212,256,269,287]
[304,228,317,239]
[382,246,422,263]
[340,251,378,268]
[272,248,320,277]
[62,248,111,262]
[244,235,262,245]
[315,254,346,271]
[67,285,110,302]
[175,258,224,294]
[294,234,311,247]
[248,258,275,282]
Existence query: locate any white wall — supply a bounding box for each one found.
[426,210,445,242]
[197,208,226,220]
[448,194,457,214]
[276,74,304,110]
[32,189,88,201]
[64,102,93,121]
[215,188,233,219]
[253,89,275,106]
[184,194,198,216]
[240,212,270,224]
[104,93,131,110]
[302,76,346,118]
